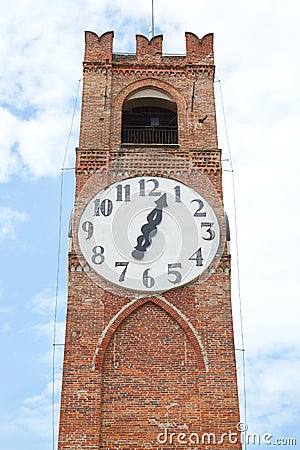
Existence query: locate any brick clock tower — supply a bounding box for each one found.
[58,30,241,449]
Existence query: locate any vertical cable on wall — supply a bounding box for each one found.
[215,78,248,448]
[52,78,81,450]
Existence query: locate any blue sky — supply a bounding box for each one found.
[0,0,299,449]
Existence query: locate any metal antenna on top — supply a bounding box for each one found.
[150,0,155,39]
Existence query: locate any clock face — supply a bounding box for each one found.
[77,176,221,293]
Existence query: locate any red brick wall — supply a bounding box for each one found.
[58,31,241,449]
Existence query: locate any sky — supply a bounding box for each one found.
[0,0,299,449]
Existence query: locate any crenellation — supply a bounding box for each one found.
[84,31,215,66]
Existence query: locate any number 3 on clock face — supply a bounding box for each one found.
[77,176,222,293]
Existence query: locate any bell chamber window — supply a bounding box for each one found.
[121,89,178,145]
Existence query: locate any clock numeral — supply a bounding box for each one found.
[142,268,155,288]
[174,185,182,203]
[82,221,94,239]
[91,245,105,265]
[94,199,113,217]
[167,263,182,285]
[191,199,206,217]
[138,178,161,197]
[116,184,131,202]
[189,248,203,266]
[138,179,145,196]
[148,178,161,196]
[115,261,129,282]
[201,222,215,240]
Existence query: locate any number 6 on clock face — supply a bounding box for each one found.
[77,176,222,293]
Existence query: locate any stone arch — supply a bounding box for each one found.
[111,78,189,148]
[93,295,207,372]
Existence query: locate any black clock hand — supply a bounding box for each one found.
[132,193,168,260]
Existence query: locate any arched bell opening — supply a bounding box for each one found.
[121,88,178,145]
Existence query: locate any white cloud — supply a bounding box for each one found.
[0,306,13,313]
[0,108,23,182]
[0,321,12,332]
[29,287,66,316]
[27,287,66,378]
[28,288,66,367]
[0,305,13,333]
[0,380,62,442]
[0,206,28,241]
[0,287,65,444]
[31,319,66,351]
[0,0,83,181]
[246,355,300,436]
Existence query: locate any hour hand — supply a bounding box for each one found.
[132,193,168,260]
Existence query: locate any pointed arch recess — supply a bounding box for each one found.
[93,296,208,372]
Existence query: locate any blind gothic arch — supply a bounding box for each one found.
[93,296,208,373]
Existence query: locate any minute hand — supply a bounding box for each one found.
[132,193,168,260]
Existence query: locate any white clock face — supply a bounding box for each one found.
[77,176,221,293]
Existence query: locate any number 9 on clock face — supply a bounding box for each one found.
[77,176,222,293]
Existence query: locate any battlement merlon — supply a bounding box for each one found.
[84,30,114,63]
[84,30,214,65]
[185,32,214,64]
[136,34,163,59]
